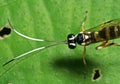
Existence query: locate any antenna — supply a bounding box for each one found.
[7,19,67,43]
[3,43,63,66]
[2,19,67,66]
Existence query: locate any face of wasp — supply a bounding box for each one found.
[67,33,89,49]
[67,34,77,49]
[67,33,85,49]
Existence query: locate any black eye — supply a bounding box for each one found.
[67,34,76,49]
[76,34,83,44]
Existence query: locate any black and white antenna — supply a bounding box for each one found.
[3,19,68,66]
[1,19,79,77]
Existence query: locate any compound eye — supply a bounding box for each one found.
[76,34,84,44]
[67,34,76,49]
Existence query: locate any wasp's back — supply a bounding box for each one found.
[87,20,120,43]
[67,19,120,47]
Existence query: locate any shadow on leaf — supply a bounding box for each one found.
[52,55,100,75]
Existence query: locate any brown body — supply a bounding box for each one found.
[67,17,120,65]
[83,21,120,46]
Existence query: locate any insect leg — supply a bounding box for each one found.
[111,43,120,46]
[99,20,114,30]
[81,11,88,65]
[81,11,88,32]
[96,41,120,50]
[99,21,109,30]
[82,46,87,65]
[100,24,105,30]
[103,42,120,47]
[96,41,108,50]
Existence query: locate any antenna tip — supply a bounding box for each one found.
[3,59,14,66]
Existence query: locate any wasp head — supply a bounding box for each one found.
[67,34,77,49]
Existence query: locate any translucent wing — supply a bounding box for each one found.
[85,18,120,32]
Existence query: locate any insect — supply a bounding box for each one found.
[1,12,120,77]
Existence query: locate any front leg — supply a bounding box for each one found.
[81,11,88,32]
[96,41,108,50]
[82,46,87,65]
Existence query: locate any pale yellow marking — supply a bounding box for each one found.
[114,26,118,37]
[94,32,104,42]
[87,32,91,34]
[95,32,99,34]
[81,43,86,46]
[94,32,99,42]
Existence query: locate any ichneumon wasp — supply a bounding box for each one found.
[1,12,120,77]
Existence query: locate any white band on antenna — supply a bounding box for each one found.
[13,29,45,42]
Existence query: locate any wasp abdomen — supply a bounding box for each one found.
[96,25,120,41]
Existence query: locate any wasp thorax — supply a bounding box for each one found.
[76,34,84,45]
[67,34,76,49]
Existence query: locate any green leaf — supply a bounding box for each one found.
[0,0,120,84]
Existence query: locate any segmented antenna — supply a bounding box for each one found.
[7,19,67,43]
[2,19,67,66]
[3,43,62,66]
